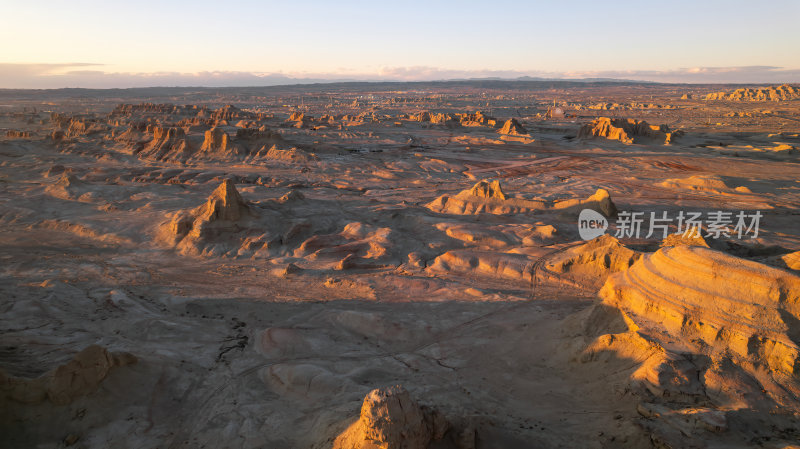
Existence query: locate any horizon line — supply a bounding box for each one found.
[2,78,799,92]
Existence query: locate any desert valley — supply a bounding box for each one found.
[1,80,800,448]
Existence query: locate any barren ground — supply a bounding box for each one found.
[1,81,800,448]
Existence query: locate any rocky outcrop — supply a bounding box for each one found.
[160,179,253,255]
[50,130,65,141]
[235,127,281,141]
[43,164,67,178]
[45,173,86,201]
[64,120,86,138]
[5,130,31,138]
[287,111,307,122]
[551,188,618,217]
[210,104,253,121]
[0,345,136,405]
[496,118,533,142]
[660,231,709,248]
[200,127,231,151]
[198,127,244,157]
[656,174,733,193]
[779,250,800,271]
[497,118,527,135]
[426,180,617,216]
[50,112,71,129]
[405,111,456,126]
[64,118,107,139]
[428,249,535,283]
[258,145,318,163]
[135,123,289,162]
[456,111,496,127]
[578,117,680,144]
[137,126,192,161]
[426,180,544,214]
[546,235,641,288]
[704,84,800,102]
[293,222,395,269]
[112,126,146,144]
[111,103,182,115]
[197,179,249,222]
[177,116,214,131]
[467,179,506,200]
[235,128,285,157]
[600,246,800,377]
[333,385,447,449]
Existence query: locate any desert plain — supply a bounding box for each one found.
[1,81,800,448]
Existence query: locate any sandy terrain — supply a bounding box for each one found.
[1,81,800,448]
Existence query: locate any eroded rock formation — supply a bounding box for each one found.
[137,126,192,161]
[497,118,527,135]
[0,345,136,406]
[5,130,31,138]
[426,180,617,216]
[578,117,680,144]
[600,246,800,378]
[160,179,253,255]
[333,385,447,449]
[704,84,800,102]
[546,235,641,288]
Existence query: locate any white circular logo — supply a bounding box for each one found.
[578,209,608,240]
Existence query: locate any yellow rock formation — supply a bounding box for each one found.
[426,180,617,216]
[333,385,446,449]
[600,246,800,376]
[578,117,679,144]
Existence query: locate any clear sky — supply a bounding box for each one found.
[2,0,799,87]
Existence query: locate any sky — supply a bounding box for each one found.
[1,0,799,88]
